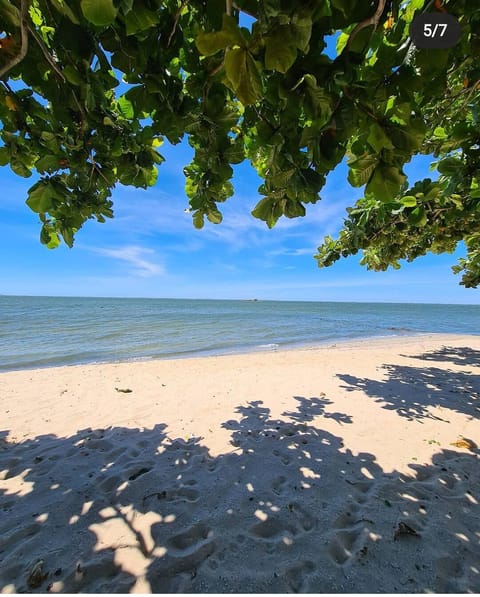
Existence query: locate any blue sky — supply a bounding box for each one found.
[0,139,478,304]
[2,19,476,304]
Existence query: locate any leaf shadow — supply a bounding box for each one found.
[1,394,479,593]
[338,345,480,423]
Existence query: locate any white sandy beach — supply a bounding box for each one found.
[1,333,479,593]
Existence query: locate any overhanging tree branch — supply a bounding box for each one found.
[0,0,28,79]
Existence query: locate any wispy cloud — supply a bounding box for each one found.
[91,245,164,277]
[267,247,315,257]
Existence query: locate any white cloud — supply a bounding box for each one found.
[267,247,315,257]
[91,245,165,277]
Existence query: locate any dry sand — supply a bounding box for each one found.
[1,333,479,593]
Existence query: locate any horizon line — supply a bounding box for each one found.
[1,293,479,307]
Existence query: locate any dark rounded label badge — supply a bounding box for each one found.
[409,12,461,49]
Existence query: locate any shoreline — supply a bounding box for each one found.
[0,330,473,374]
[1,333,479,592]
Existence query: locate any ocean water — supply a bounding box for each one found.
[0,296,479,371]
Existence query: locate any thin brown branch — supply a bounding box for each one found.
[459,79,480,111]
[344,0,387,53]
[208,60,224,78]
[70,89,87,136]
[0,0,29,79]
[94,164,111,185]
[27,24,65,82]
[226,0,232,16]
[425,79,480,133]
[167,0,189,47]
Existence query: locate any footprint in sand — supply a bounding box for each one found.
[285,560,316,592]
[165,487,200,503]
[345,478,375,504]
[288,501,317,532]
[144,485,200,504]
[0,522,42,554]
[327,528,364,565]
[95,463,154,495]
[332,504,359,529]
[97,473,123,494]
[272,449,291,466]
[167,522,212,554]
[149,522,215,589]
[62,555,120,591]
[205,458,218,473]
[272,475,287,495]
[433,554,465,592]
[434,547,480,594]
[250,517,298,541]
[327,501,370,565]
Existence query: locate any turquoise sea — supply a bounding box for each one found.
[1,295,479,371]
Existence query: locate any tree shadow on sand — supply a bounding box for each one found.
[402,345,480,368]
[1,394,479,593]
[338,345,480,423]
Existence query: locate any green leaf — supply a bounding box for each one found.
[50,0,80,24]
[336,31,349,54]
[470,179,480,199]
[39,131,59,153]
[63,65,83,86]
[139,166,158,187]
[206,209,223,224]
[408,206,427,227]
[313,1,332,17]
[224,140,245,164]
[46,233,61,249]
[366,166,406,201]
[265,26,297,73]
[124,6,159,35]
[0,146,8,166]
[118,0,134,13]
[401,195,417,207]
[251,196,282,228]
[367,122,394,153]
[196,14,245,56]
[193,210,205,229]
[26,181,54,213]
[29,5,43,26]
[437,157,462,176]
[389,120,425,151]
[433,126,447,139]
[36,155,62,173]
[292,16,312,52]
[196,30,232,56]
[11,160,32,178]
[61,227,75,248]
[385,101,411,126]
[301,75,333,123]
[269,169,294,188]
[284,200,306,218]
[40,224,61,248]
[224,48,262,105]
[118,96,134,119]
[347,155,378,187]
[80,0,117,26]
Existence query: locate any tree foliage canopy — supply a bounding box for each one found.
[0,0,479,285]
